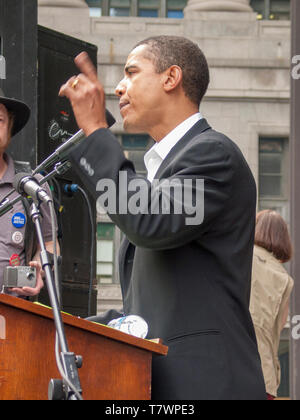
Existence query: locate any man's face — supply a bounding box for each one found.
[115,45,166,136]
[0,104,12,152]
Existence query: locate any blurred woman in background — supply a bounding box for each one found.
[250,210,294,400]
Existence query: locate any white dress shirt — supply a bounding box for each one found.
[144,113,203,182]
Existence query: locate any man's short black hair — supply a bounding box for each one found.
[134,36,210,107]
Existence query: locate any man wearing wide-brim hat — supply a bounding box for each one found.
[0,89,56,298]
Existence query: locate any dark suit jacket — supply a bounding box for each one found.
[70,118,266,400]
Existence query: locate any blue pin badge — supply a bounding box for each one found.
[12,212,26,229]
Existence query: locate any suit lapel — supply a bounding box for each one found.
[154,118,211,180]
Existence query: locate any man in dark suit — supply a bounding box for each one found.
[59,36,266,400]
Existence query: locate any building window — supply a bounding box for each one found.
[97,222,116,284]
[250,0,290,20]
[138,0,159,17]
[86,0,188,18]
[258,137,289,221]
[167,0,187,18]
[86,0,102,17]
[110,0,131,16]
[259,138,284,198]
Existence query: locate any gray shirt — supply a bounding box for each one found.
[0,154,53,291]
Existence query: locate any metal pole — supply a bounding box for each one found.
[290,0,300,401]
[31,202,82,400]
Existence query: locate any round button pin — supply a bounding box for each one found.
[12,212,26,229]
[12,231,23,245]
[9,253,21,267]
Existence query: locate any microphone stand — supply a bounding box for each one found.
[30,201,82,400]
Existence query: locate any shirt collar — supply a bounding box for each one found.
[154,112,203,160]
[144,112,203,168]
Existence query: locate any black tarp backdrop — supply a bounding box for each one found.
[0,0,37,167]
[37,26,98,317]
[0,0,98,317]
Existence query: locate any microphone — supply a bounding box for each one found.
[13,173,52,204]
[33,109,116,174]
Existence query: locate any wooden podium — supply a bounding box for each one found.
[0,294,168,400]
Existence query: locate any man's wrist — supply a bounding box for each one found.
[85,123,109,137]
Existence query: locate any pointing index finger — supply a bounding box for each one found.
[74,51,98,83]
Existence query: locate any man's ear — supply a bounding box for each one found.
[163,65,183,93]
